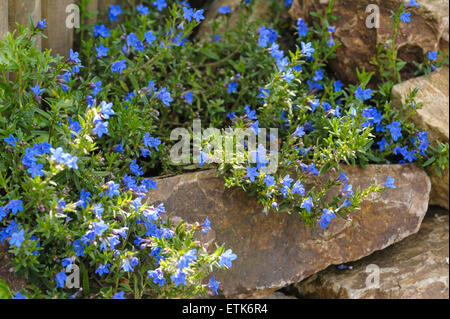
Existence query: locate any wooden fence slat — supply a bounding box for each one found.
[42,0,75,57]
[0,0,7,39]
[85,0,99,25]
[8,0,42,47]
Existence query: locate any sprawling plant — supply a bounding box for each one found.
[0,0,448,299]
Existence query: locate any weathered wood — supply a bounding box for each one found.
[8,0,42,47]
[0,0,8,39]
[41,0,75,57]
[85,0,99,25]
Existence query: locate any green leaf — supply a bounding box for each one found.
[0,279,12,299]
[200,48,220,60]
[422,156,435,167]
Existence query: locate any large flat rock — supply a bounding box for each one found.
[392,66,449,210]
[146,164,431,298]
[292,207,449,299]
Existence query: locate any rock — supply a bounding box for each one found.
[392,66,449,209]
[289,0,449,84]
[0,244,27,295]
[146,164,431,298]
[261,291,298,299]
[291,207,449,299]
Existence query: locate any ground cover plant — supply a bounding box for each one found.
[0,0,448,299]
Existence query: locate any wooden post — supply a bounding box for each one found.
[8,0,42,47]
[0,0,8,39]
[85,0,99,25]
[41,0,75,57]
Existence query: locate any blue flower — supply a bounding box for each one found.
[9,229,25,248]
[93,24,110,38]
[244,105,257,120]
[130,159,143,176]
[199,151,209,166]
[320,209,336,229]
[36,20,47,28]
[121,257,138,272]
[377,138,389,151]
[13,292,27,299]
[137,4,150,15]
[113,143,124,153]
[148,269,166,286]
[301,197,313,212]
[112,291,126,299]
[201,217,211,235]
[400,11,411,23]
[333,80,343,92]
[96,44,109,58]
[6,200,23,215]
[69,118,82,134]
[108,4,122,21]
[184,91,193,104]
[143,133,161,150]
[69,49,81,64]
[27,162,43,178]
[30,84,45,97]
[313,69,324,82]
[384,176,396,189]
[4,134,18,147]
[297,18,308,37]
[386,122,402,142]
[144,31,156,45]
[99,101,115,119]
[72,239,85,257]
[0,207,7,222]
[95,264,110,277]
[281,175,294,188]
[258,26,278,48]
[246,166,259,182]
[227,81,237,94]
[171,270,187,287]
[218,249,237,268]
[93,220,109,237]
[218,5,231,14]
[284,69,295,84]
[178,249,197,269]
[207,276,220,295]
[407,0,419,7]
[309,99,320,112]
[111,60,127,74]
[354,87,373,101]
[153,0,167,11]
[428,50,438,61]
[193,9,205,23]
[106,181,121,198]
[93,203,104,218]
[301,42,315,58]
[55,270,67,288]
[292,180,305,195]
[108,235,120,250]
[263,175,275,187]
[156,87,173,106]
[78,189,91,209]
[93,120,109,137]
[183,7,194,21]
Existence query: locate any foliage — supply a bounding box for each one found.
[0,0,448,299]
